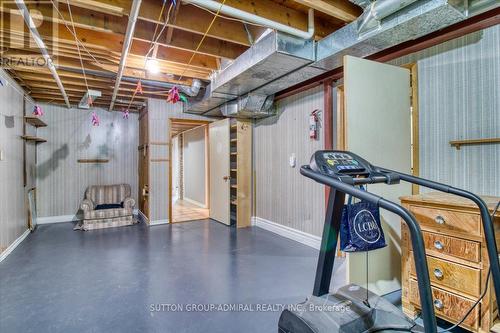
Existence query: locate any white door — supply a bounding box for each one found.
[209,119,230,225]
[344,55,412,295]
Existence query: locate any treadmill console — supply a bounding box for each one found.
[310,151,372,178]
[308,150,400,185]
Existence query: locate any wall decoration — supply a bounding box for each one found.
[122,108,129,119]
[33,105,44,116]
[91,112,100,126]
[135,80,143,95]
[167,86,180,104]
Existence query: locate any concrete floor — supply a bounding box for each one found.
[0,220,346,333]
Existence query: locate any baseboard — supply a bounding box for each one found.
[0,229,30,263]
[183,197,207,208]
[149,219,169,226]
[252,216,321,250]
[37,214,80,224]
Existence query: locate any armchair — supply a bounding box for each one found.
[77,184,137,231]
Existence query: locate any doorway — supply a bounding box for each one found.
[169,119,211,223]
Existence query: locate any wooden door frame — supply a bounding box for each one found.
[168,118,212,223]
[138,108,150,220]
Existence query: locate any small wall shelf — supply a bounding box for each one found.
[450,138,500,150]
[21,135,47,143]
[77,159,109,164]
[24,116,47,127]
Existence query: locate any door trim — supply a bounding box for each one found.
[168,118,212,223]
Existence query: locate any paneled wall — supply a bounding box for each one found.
[182,126,206,207]
[147,98,212,223]
[36,105,138,218]
[391,24,500,196]
[254,86,325,236]
[0,70,35,253]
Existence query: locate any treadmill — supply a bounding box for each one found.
[278,150,500,333]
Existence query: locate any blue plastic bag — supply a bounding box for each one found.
[340,187,386,252]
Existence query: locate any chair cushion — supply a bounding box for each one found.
[95,203,122,210]
[85,207,132,220]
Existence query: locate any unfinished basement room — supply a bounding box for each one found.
[1,0,499,332]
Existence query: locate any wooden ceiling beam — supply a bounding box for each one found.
[6,2,246,60]
[190,0,343,39]
[64,0,253,46]
[134,22,247,60]
[1,11,219,72]
[291,0,361,22]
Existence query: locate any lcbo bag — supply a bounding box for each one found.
[340,187,387,252]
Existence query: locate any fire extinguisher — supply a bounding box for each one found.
[309,109,320,140]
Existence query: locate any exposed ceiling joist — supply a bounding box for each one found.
[292,0,361,22]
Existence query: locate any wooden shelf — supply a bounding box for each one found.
[231,185,237,189]
[21,135,46,143]
[230,138,237,143]
[450,138,500,150]
[77,159,109,163]
[230,152,237,155]
[24,116,47,127]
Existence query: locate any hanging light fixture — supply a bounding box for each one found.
[145,57,160,74]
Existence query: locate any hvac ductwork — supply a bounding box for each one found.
[186,0,499,118]
[219,94,275,119]
[186,31,315,116]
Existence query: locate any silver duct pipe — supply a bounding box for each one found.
[15,0,71,108]
[357,0,419,33]
[183,0,315,40]
[59,66,205,92]
[179,79,202,97]
[109,0,142,111]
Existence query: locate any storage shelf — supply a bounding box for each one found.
[21,135,46,143]
[77,159,109,164]
[24,116,47,127]
[450,138,500,150]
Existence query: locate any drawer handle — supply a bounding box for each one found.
[434,240,444,250]
[433,268,444,279]
[434,215,446,225]
[434,299,444,310]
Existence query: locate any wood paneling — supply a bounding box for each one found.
[254,86,325,236]
[390,24,500,197]
[36,104,139,217]
[0,69,32,253]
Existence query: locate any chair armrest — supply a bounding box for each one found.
[123,197,135,210]
[81,199,94,212]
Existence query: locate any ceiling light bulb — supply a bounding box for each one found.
[145,58,160,74]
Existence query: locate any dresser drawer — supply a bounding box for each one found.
[409,279,479,330]
[409,253,481,297]
[420,231,481,263]
[409,205,481,237]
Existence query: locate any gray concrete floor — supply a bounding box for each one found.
[0,220,346,333]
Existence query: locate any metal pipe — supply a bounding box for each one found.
[109,0,142,111]
[183,0,315,39]
[357,0,419,33]
[179,79,202,97]
[14,0,71,108]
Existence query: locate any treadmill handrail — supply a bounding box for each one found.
[300,165,438,333]
[375,166,500,318]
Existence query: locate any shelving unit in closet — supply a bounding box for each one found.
[229,119,252,227]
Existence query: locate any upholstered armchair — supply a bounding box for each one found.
[77,184,136,231]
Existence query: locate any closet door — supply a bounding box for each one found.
[209,119,231,225]
[344,55,412,295]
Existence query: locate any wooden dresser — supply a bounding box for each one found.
[401,192,500,332]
